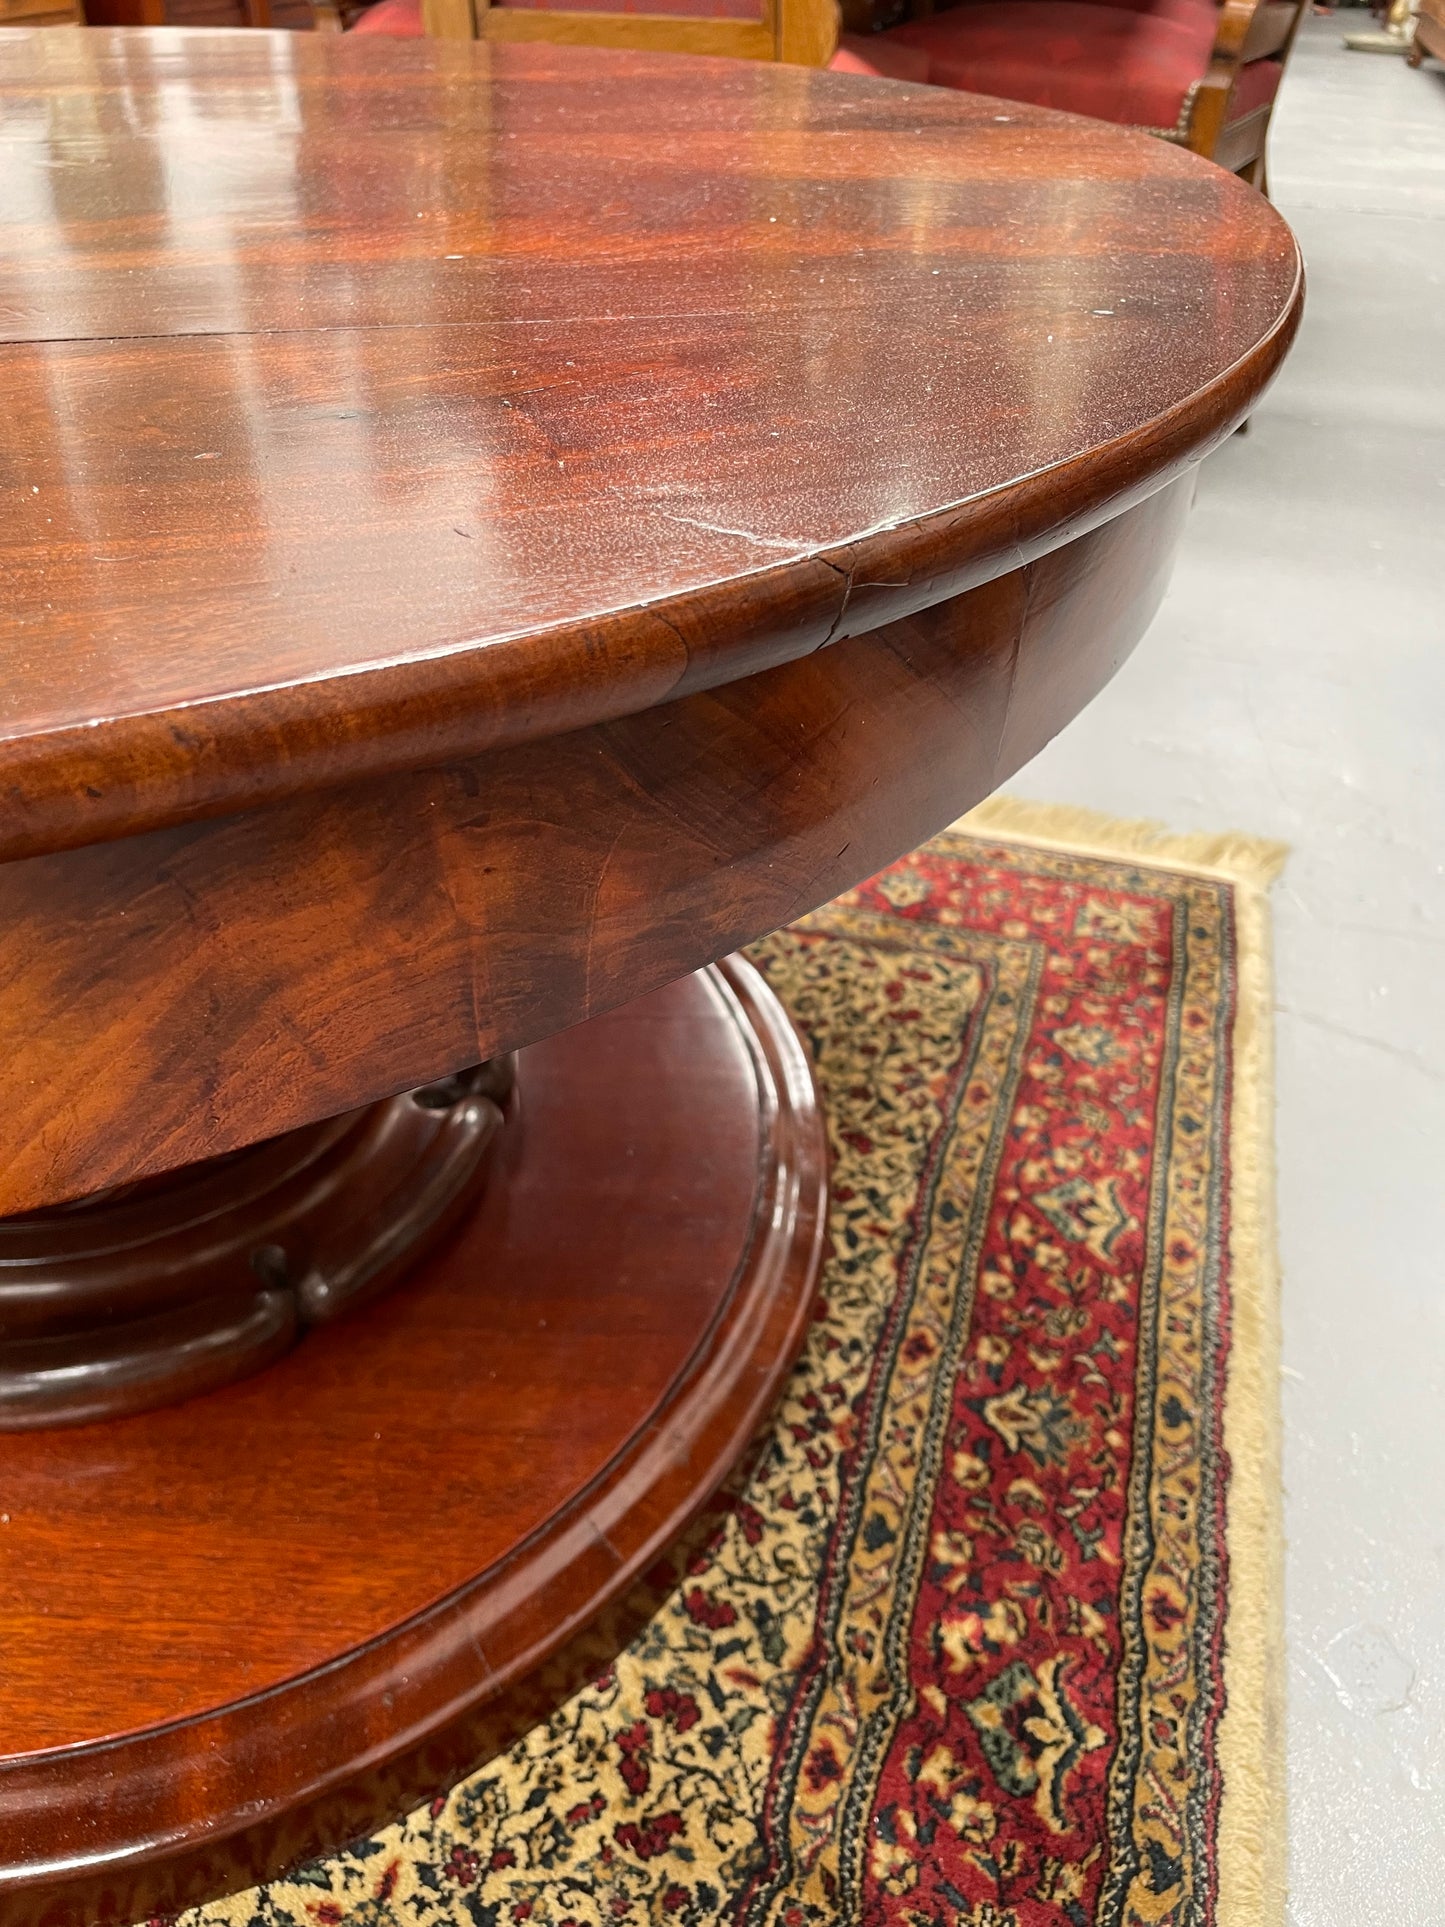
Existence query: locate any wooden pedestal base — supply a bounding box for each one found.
[0,1060,515,1430]
[0,960,827,1927]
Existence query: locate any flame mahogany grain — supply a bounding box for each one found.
[0,29,1300,1924]
[2,474,1201,1215]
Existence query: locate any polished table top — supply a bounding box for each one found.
[0,29,1300,864]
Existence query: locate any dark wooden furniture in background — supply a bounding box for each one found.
[88,0,288,28]
[0,29,1300,1927]
[0,0,296,35]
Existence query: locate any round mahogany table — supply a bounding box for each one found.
[0,27,1299,1927]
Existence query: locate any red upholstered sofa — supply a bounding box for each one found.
[345,0,1302,187]
[844,0,1304,182]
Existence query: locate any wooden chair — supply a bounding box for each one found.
[347,0,842,64]
[846,0,1307,184]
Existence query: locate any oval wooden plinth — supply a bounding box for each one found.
[0,959,827,1927]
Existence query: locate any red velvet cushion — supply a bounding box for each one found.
[351,0,423,31]
[829,31,932,78]
[1089,0,1219,26]
[992,0,1217,24]
[1114,0,1216,20]
[1227,54,1284,117]
[888,1,1275,130]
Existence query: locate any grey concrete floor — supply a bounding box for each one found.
[1010,18,1445,1922]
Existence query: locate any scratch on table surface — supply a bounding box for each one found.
[654,510,804,553]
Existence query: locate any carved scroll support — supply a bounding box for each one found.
[0,1058,515,1429]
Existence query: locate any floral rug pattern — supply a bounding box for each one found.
[193,827,1247,1927]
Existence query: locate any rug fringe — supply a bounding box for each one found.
[1210,821,1287,1927]
[955,795,1289,893]
[953,794,1287,1927]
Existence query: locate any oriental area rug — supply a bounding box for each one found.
[187,800,1286,1927]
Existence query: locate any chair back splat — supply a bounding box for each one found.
[368,0,843,60]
